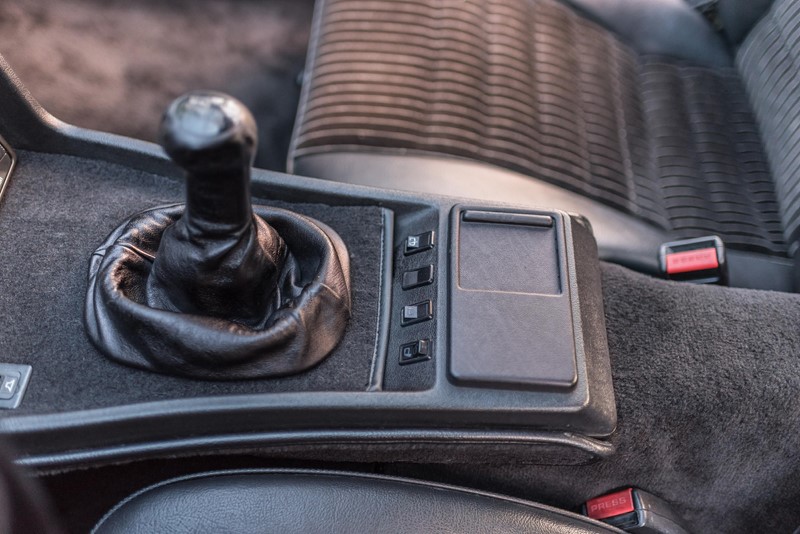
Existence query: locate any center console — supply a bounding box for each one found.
[0,58,616,469]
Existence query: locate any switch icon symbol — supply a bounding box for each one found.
[2,378,16,393]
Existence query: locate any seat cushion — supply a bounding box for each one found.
[92,469,621,534]
[290,0,789,257]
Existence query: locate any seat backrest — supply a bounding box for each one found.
[718,0,775,44]
[737,0,800,255]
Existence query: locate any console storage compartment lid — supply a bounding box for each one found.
[449,207,607,396]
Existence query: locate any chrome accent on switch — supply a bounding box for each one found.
[0,134,17,206]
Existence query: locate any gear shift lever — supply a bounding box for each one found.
[146,92,285,326]
[85,91,352,380]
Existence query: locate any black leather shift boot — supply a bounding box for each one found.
[145,207,288,329]
[85,203,351,380]
[84,91,352,380]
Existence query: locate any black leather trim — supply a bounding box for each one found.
[561,0,733,66]
[92,469,623,534]
[295,152,797,291]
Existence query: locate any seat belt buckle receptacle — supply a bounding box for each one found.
[659,235,726,285]
[582,487,690,533]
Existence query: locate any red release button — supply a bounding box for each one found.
[586,488,635,520]
[665,247,719,274]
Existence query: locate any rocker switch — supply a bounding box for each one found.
[400,339,431,365]
[401,300,433,326]
[0,373,19,400]
[404,231,435,255]
[402,265,434,290]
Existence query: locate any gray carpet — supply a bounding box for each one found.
[0,0,313,170]
[390,263,800,534]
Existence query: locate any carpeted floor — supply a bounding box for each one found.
[389,264,800,534]
[0,0,314,170]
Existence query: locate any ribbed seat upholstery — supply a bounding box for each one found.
[290,0,800,278]
[737,0,800,254]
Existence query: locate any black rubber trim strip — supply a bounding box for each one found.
[367,209,395,391]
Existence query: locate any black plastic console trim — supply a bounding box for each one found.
[15,428,613,470]
[0,53,617,469]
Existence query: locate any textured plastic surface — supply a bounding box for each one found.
[458,216,559,294]
[450,208,577,390]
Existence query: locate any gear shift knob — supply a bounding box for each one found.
[159,91,258,230]
[148,91,282,323]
